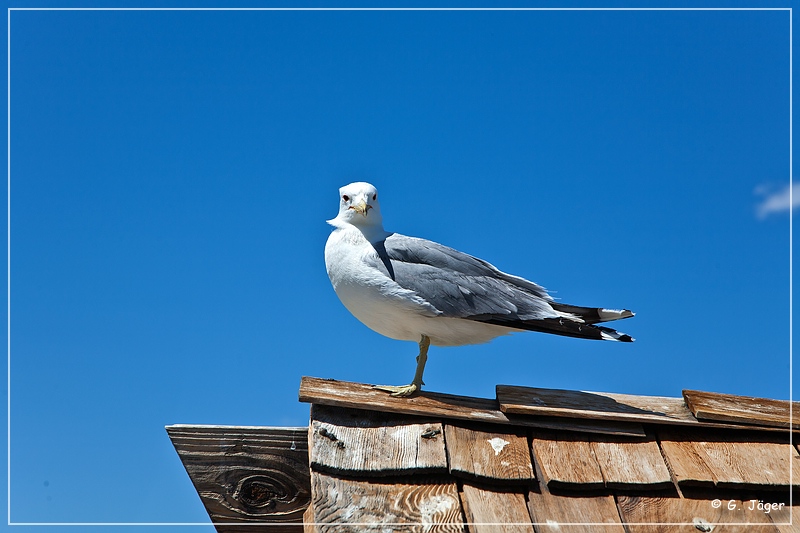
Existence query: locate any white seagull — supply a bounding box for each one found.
[324,182,634,397]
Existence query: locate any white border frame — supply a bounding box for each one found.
[5,5,794,528]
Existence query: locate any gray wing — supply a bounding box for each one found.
[373,233,560,321]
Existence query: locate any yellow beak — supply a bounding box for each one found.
[350,200,372,217]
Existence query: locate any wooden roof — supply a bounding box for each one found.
[168,377,800,532]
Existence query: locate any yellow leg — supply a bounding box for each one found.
[373,335,430,398]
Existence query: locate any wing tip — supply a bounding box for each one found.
[600,330,635,342]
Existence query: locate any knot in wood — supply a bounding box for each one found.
[236,475,286,510]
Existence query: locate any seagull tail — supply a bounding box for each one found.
[526,318,634,342]
[476,314,635,342]
[549,303,635,325]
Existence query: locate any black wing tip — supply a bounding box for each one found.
[599,328,635,342]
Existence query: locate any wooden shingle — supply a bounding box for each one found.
[526,490,625,532]
[444,424,534,483]
[658,428,800,489]
[617,495,781,532]
[529,430,604,489]
[309,404,447,475]
[590,436,673,489]
[309,471,464,532]
[459,483,535,533]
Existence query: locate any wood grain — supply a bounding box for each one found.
[590,436,673,489]
[300,377,646,437]
[767,503,799,533]
[310,471,464,532]
[444,424,534,483]
[167,425,310,533]
[527,489,625,532]
[309,404,447,475]
[658,428,800,488]
[617,495,780,532]
[459,482,534,532]
[529,430,604,489]
[684,389,800,429]
[498,385,794,433]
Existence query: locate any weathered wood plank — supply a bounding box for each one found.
[309,404,447,475]
[658,428,800,488]
[167,425,310,533]
[590,436,673,489]
[529,429,604,489]
[444,424,534,483]
[498,385,795,433]
[498,385,695,424]
[527,489,625,532]
[617,495,780,532]
[656,430,717,488]
[300,376,646,437]
[301,376,509,422]
[684,389,800,429]
[459,482,534,533]
[310,471,464,532]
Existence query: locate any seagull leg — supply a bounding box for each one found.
[411,334,430,387]
[373,334,430,398]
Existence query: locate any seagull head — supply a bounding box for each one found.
[328,182,384,230]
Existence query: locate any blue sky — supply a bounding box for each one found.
[4,4,795,530]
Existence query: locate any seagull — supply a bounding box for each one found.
[324,182,634,397]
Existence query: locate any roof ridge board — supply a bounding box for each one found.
[683,389,800,430]
[497,384,694,423]
[300,376,647,437]
[497,384,798,433]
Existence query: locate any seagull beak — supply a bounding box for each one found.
[349,200,372,217]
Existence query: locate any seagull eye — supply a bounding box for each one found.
[342,195,350,202]
[372,194,377,200]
